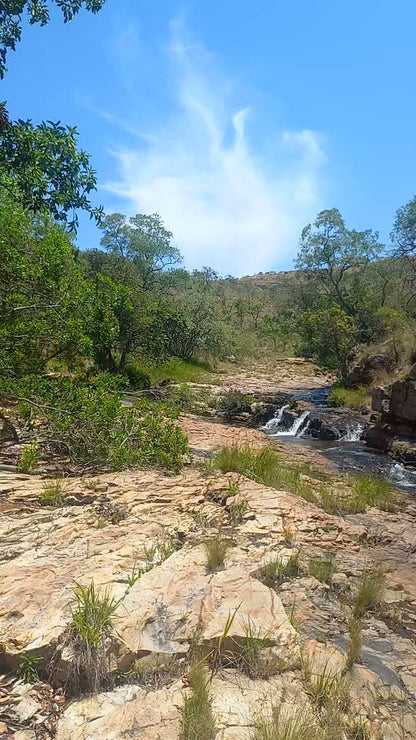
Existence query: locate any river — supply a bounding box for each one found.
[261,387,416,492]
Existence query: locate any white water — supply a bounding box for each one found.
[341,423,365,442]
[391,463,416,489]
[271,409,311,438]
[260,404,289,430]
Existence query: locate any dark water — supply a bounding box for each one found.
[261,387,416,492]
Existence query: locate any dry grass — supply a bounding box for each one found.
[204,532,230,573]
[345,618,363,670]
[252,703,320,740]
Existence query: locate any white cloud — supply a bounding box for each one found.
[105,20,327,276]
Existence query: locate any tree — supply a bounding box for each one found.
[0,196,94,376]
[391,195,416,273]
[296,209,383,319]
[0,111,103,229]
[297,304,358,378]
[99,212,181,289]
[0,0,107,78]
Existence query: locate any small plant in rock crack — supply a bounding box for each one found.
[204,531,231,573]
[17,654,42,684]
[260,551,301,588]
[227,477,240,496]
[352,566,386,619]
[39,479,67,507]
[308,555,336,586]
[301,654,349,712]
[95,502,128,525]
[229,499,249,525]
[345,617,362,671]
[124,560,154,589]
[18,442,39,473]
[65,580,123,695]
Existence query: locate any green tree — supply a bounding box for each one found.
[99,212,181,289]
[391,195,416,274]
[0,197,93,376]
[296,208,383,319]
[298,304,358,378]
[0,110,103,229]
[0,0,107,77]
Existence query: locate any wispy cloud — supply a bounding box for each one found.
[105,19,327,276]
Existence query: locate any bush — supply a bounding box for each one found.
[3,374,189,473]
[327,382,370,412]
[217,390,251,419]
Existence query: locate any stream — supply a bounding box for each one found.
[261,387,416,491]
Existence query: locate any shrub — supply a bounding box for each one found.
[260,551,301,588]
[217,390,251,419]
[39,479,66,507]
[18,442,39,473]
[352,567,386,618]
[66,580,123,694]
[5,375,189,472]
[123,363,151,390]
[181,660,216,740]
[327,383,370,412]
[204,532,230,573]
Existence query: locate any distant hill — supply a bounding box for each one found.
[238,270,299,285]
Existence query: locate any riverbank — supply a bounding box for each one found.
[1,359,416,739]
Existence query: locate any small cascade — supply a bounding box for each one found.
[271,409,311,438]
[261,404,289,430]
[341,423,364,442]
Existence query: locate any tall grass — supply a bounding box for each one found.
[181,661,216,740]
[307,556,336,586]
[348,475,396,513]
[327,383,370,412]
[214,445,319,503]
[252,703,319,740]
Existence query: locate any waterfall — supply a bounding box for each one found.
[271,410,311,438]
[341,423,364,442]
[261,404,289,430]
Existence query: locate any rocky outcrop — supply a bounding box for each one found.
[366,368,416,464]
[346,350,393,388]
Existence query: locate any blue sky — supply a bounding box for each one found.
[2,0,416,275]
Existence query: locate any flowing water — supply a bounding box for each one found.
[261,387,416,491]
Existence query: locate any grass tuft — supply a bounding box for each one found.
[252,702,320,740]
[181,660,216,740]
[260,551,301,588]
[66,580,123,694]
[39,479,66,507]
[229,499,249,524]
[348,475,396,513]
[204,532,230,573]
[307,555,336,586]
[352,567,386,619]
